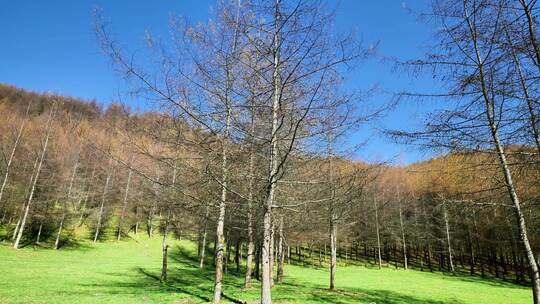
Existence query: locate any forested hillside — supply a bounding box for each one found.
[0,82,538,296]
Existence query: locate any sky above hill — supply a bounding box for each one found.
[1,1,441,164]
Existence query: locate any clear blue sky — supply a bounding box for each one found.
[1,1,440,164]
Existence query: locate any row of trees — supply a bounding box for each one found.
[391,0,540,302]
[94,1,373,303]
[1,87,539,302]
[1,0,540,303]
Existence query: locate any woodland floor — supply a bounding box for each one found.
[0,233,532,304]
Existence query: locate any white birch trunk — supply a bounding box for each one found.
[213,101,231,303]
[262,2,281,303]
[93,159,113,243]
[0,102,30,208]
[442,200,454,273]
[374,193,382,269]
[147,174,160,238]
[213,1,241,299]
[398,194,408,270]
[200,203,209,269]
[55,159,78,250]
[12,214,22,241]
[117,165,133,240]
[276,215,285,283]
[160,163,177,282]
[244,99,256,288]
[329,219,337,289]
[78,164,96,226]
[465,8,540,300]
[12,136,40,241]
[14,105,56,249]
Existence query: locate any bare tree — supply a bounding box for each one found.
[14,102,57,249]
[391,0,540,300]
[397,189,408,270]
[55,156,79,250]
[441,198,454,273]
[117,158,133,241]
[0,102,31,209]
[94,158,113,243]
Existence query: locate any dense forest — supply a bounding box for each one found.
[1,0,540,303]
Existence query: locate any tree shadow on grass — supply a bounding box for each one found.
[426,269,530,290]
[11,237,95,252]
[72,266,212,302]
[137,267,245,303]
[55,237,97,252]
[159,244,462,304]
[136,267,213,302]
[69,242,521,304]
[272,280,461,304]
[309,287,460,304]
[73,243,248,303]
[173,244,202,267]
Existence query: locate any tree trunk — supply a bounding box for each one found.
[261,2,282,302]
[134,206,139,235]
[160,208,171,283]
[12,208,23,241]
[94,159,113,243]
[374,194,382,269]
[12,149,39,242]
[398,197,408,270]
[200,203,209,269]
[14,105,56,249]
[213,106,230,304]
[506,30,540,153]
[287,245,290,264]
[277,216,285,283]
[212,0,243,298]
[54,209,65,250]
[117,165,133,240]
[319,246,323,267]
[0,102,30,208]
[244,99,256,288]
[160,163,178,282]
[55,159,78,250]
[327,132,338,288]
[78,165,95,226]
[0,208,7,224]
[467,223,475,275]
[255,242,261,281]
[329,219,337,289]
[442,200,454,273]
[467,14,540,300]
[147,174,161,238]
[36,222,43,244]
[261,191,275,303]
[235,239,241,273]
[224,233,231,274]
[269,222,275,287]
[36,201,48,244]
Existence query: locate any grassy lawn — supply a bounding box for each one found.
[0,235,531,304]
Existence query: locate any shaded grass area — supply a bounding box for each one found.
[0,235,531,304]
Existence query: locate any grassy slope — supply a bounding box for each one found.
[0,236,531,304]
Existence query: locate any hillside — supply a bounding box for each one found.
[0,83,537,304]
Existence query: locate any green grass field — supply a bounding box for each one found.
[0,236,531,304]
